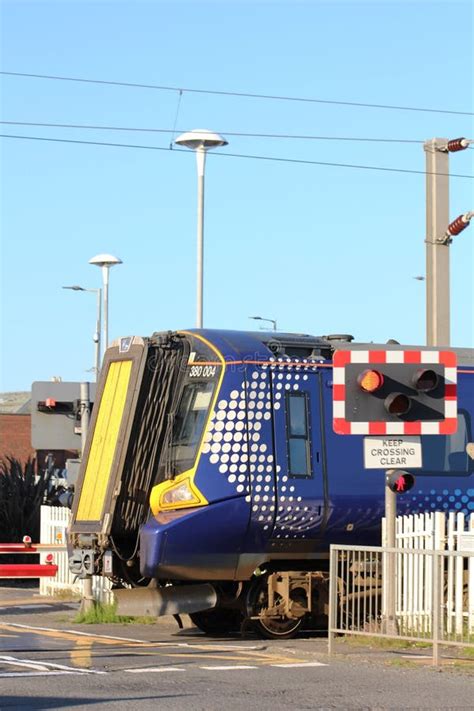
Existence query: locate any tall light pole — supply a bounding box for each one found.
[249,315,278,331]
[174,129,228,328]
[89,254,122,350]
[62,285,102,380]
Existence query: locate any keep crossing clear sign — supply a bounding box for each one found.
[363,436,423,469]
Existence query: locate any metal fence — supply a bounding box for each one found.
[39,505,113,604]
[328,543,474,665]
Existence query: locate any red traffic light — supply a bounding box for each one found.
[412,368,438,392]
[386,470,415,493]
[358,369,384,393]
[384,392,411,416]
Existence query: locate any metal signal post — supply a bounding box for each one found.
[80,382,94,613]
[383,469,415,635]
[384,479,398,635]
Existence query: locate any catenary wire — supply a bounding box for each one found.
[0,121,426,144]
[168,90,183,149]
[1,70,472,116]
[1,133,473,178]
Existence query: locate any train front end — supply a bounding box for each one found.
[68,330,255,610]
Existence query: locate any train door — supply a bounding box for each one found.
[270,366,326,541]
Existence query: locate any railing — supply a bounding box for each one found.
[328,543,474,665]
[39,506,113,604]
[383,510,474,636]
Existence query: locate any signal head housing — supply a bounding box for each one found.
[333,348,457,435]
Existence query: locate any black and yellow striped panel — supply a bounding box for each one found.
[75,360,132,522]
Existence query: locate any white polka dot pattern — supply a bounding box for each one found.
[200,358,323,539]
[200,369,276,527]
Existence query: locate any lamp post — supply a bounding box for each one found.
[62,285,102,380]
[249,315,278,331]
[174,129,228,328]
[89,254,122,350]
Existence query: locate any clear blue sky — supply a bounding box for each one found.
[1,0,473,391]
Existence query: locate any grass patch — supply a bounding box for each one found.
[343,634,431,650]
[344,635,412,650]
[74,602,155,625]
[387,658,418,669]
[342,633,474,660]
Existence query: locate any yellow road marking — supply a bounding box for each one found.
[0,598,49,606]
[0,623,307,668]
[70,638,92,668]
[166,650,306,665]
[0,624,128,647]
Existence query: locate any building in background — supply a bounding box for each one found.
[0,392,33,463]
[0,392,77,468]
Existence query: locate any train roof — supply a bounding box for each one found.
[158,329,474,367]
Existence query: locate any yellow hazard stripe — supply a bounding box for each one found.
[76,359,132,521]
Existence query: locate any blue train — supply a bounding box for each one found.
[69,329,474,637]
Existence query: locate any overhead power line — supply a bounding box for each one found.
[1,71,472,117]
[1,133,472,179]
[0,121,425,144]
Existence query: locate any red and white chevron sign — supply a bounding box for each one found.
[332,349,457,435]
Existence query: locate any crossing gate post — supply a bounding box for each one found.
[79,381,95,614]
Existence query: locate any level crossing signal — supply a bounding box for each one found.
[385,469,416,493]
[332,348,457,435]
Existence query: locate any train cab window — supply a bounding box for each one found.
[168,380,214,476]
[286,392,311,477]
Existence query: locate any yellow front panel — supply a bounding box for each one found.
[76,360,132,521]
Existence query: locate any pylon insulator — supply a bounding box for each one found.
[447,138,468,152]
[447,215,469,236]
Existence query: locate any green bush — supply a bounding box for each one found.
[0,457,50,543]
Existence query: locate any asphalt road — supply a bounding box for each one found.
[0,588,472,710]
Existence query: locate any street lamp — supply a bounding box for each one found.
[89,254,122,350]
[174,129,228,328]
[249,315,278,331]
[62,285,102,379]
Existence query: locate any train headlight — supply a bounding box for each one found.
[150,475,208,514]
[161,480,197,506]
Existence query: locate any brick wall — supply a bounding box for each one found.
[0,414,34,463]
[0,415,78,468]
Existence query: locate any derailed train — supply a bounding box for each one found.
[69,329,474,637]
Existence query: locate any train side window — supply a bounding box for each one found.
[421,410,471,474]
[286,392,311,478]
